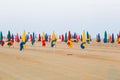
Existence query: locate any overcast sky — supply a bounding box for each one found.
[0,0,120,37]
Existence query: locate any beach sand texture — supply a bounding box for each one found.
[0,41,120,80]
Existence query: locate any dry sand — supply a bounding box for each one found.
[0,41,120,80]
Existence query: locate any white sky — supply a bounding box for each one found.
[0,0,120,37]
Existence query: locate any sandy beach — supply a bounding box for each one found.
[0,41,120,80]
